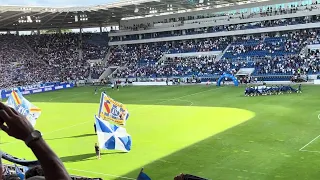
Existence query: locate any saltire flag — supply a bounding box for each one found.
[98,92,129,126]
[137,168,151,180]
[15,164,25,180]
[6,89,41,127]
[95,115,131,152]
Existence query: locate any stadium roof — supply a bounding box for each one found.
[0,0,276,31]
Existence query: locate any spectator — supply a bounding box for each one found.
[25,166,45,179]
[0,102,71,180]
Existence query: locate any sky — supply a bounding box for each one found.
[0,0,119,7]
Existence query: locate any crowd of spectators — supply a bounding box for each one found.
[113,52,320,78]
[81,33,108,60]
[24,33,90,81]
[113,55,250,78]
[0,34,55,89]
[222,31,309,60]
[0,33,110,89]
[90,63,107,79]
[108,37,231,67]
[253,52,320,75]
[110,28,320,78]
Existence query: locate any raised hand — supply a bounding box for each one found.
[174,173,185,180]
[0,102,34,142]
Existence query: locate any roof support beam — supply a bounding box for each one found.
[0,11,47,29]
[58,12,69,27]
[39,12,62,28]
[0,11,26,23]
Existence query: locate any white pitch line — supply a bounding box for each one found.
[42,120,92,136]
[48,92,89,102]
[214,166,267,175]
[68,168,136,180]
[300,149,320,153]
[175,99,194,106]
[299,134,320,151]
[0,120,93,146]
[99,87,107,91]
[135,98,194,106]
[130,87,223,111]
[163,87,223,102]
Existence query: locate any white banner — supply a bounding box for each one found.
[132,82,173,86]
[314,80,320,84]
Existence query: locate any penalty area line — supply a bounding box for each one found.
[299,149,320,153]
[132,86,223,109]
[67,168,136,180]
[0,120,93,146]
[48,92,90,102]
[299,134,320,151]
[301,149,320,153]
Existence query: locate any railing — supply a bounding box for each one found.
[3,164,102,180]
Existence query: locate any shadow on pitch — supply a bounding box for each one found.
[44,133,96,141]
[116,117,281,180]
[60,152,126,162]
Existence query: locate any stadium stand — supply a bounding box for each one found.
[81,33,109,60]
[24,33,90,80]
[0,32,110,90]
[108,37,230,67]
[3,1,320,179]
[108,29,320,80]
[0,34,53,89]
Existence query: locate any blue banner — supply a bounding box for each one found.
[1,83,75,99]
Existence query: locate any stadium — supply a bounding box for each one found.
[1,0,320,179]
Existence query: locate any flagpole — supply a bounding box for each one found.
[136,168,144,180]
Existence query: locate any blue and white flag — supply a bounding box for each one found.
[137,168,151,180]
[2,166,10,175]
[15,164,25,180]
[95,115,131,152]
[6,89,41,127]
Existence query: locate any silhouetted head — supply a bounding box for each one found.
[25,166,44,179]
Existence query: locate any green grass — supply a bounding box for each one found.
[2,85,320,180]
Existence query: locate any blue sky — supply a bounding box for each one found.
[0,0,118,7]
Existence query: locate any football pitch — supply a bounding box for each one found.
[1,85,320,180]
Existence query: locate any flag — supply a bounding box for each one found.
[15,164,25,180]
[98,93,129,126]
[2,166,10,175]
[6,89,41,127]
[137,168,151,180]
[95,115,131,152]
[23,166,29,173]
